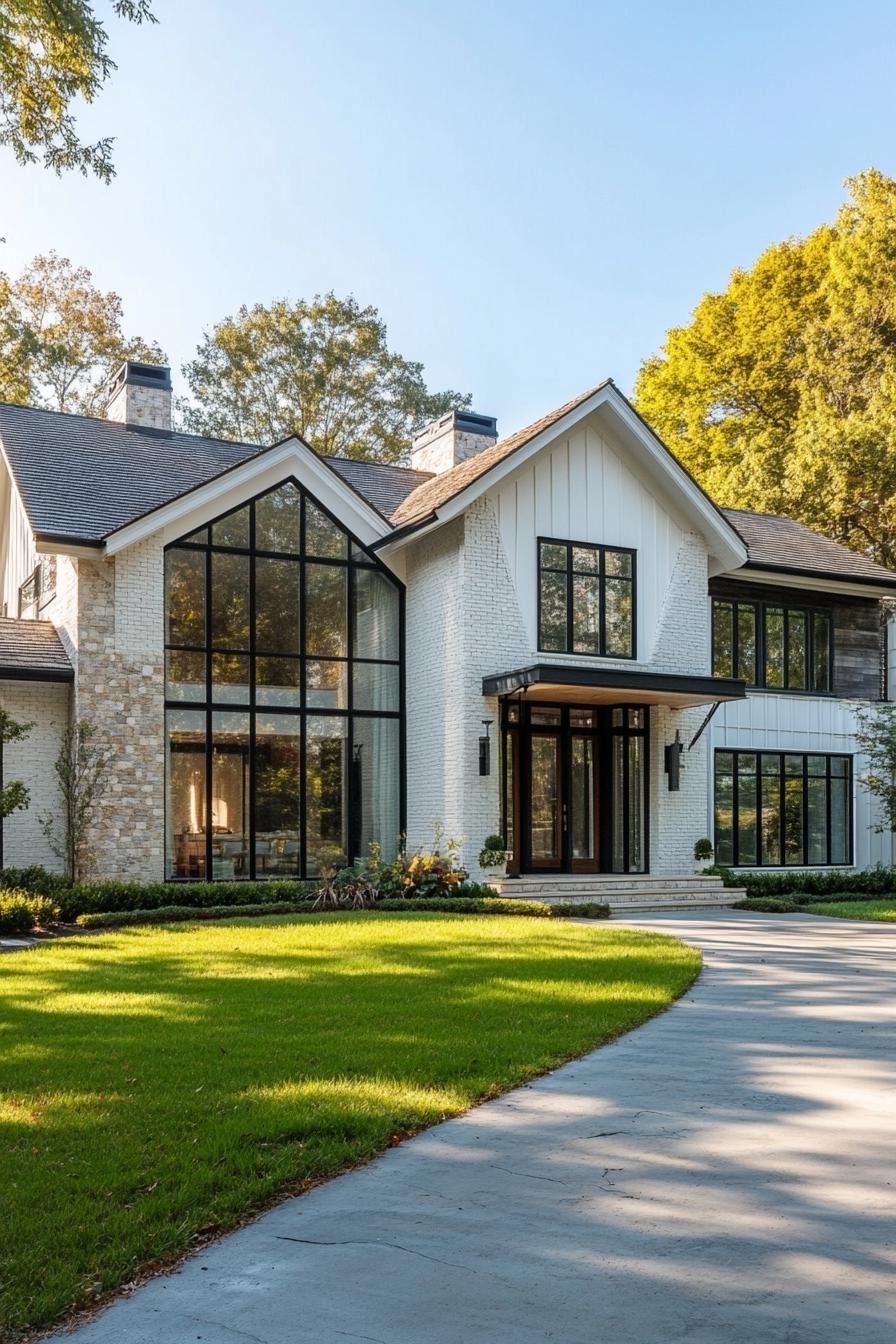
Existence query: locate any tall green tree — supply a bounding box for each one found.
[634,169,896,566]
[181,293,472,464]
[0,1,156,181]
[0,251,164,413]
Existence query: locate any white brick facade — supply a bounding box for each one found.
[0,679,69,872]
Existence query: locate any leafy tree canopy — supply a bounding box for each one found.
[181,293,472,463]
[634,169,896,565]
[0,1,156,181]
[0,251,164,414]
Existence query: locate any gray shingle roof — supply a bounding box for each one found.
[722,507,896,588]
[0,402,262,544]
[0,618,72,681]
[0,401,433,544]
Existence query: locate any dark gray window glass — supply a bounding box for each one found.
[306,563,347,657]
[714,752,734,865]
[813,612,831,691]
[165,483,401,881]
[712,600,733,678]
[256,557,300,655]
[353,568,399,661]
[765,609,785,687]
[787,612,807,689]
[737,605,757,684]
[305,499,348,559]
[166,549,206,646]
[211,552,250,649]
[256,483,300,554]
[539,539,634,656]
[212,506,249,549]
[716,751,851,867]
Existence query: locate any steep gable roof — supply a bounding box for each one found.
[721,507,896,589]
[0,401,432,545]
[390,383,609,527]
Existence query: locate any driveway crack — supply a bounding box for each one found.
[274,1235,476,1273]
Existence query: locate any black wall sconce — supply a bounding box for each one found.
[664,730,683,791]
[479,719,493,775]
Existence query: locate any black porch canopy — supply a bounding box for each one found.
[482,663,746,709]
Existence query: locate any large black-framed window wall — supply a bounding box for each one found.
[711,597,833,693]
[164,480,404,880]
[538,539,636,658]
[714,749,851,868]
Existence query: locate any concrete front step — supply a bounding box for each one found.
[489,875,745,912]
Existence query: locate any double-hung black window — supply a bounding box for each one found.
[714,750,851,867]
[712,597,832,692]
[539,539,635,657]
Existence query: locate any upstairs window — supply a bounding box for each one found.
[17,556,57,619]
[538,539,635,657]
[712,597,832,692]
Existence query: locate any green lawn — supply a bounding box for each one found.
[0,912,699,1338]
[803,899,896,921]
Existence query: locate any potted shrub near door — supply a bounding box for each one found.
[479,834,508,881]
[693,838,714,873]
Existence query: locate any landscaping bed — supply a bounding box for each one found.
[0,911,698,1337]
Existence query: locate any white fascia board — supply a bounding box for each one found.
[722,567,896,600]
[103,439,391,556]
[382,384,747,572]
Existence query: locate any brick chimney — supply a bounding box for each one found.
[105,360,172,431]
[411,409,497,475]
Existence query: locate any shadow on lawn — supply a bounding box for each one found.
[0,917,696,1337]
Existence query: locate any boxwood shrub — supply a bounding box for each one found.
[0,891,62,934]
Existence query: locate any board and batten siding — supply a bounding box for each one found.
[0,463,38,618]
[490,416,698,668]
[709,692,895,869]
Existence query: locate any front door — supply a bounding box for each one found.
[504,702,647,875]
[523,706,600,873]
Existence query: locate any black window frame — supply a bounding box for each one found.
[713,749,853,868]
[537,537,637,659]
[711,596,834,694]
[164,477,405,882]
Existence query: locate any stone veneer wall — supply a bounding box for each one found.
[73,540,166,881]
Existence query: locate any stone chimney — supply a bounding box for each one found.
[411,409,498,475]
[105,360,172,431]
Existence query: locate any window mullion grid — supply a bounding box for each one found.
[248,502,257,881]
[801,752,809,865]
[598,546,607,658]
[347,549,356,865]
[566,543,574,654]
[825,755,833,865]
[204,547,213,883]
[299,490,308,882]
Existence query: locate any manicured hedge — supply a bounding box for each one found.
[545,901,611,919]
[75,895,617,929]
[714,865,896,898]
[732,897,799,913]
[55,879,313,922]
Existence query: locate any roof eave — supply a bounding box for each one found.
[735,561,896,596]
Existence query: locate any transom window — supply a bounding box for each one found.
[714,750,851,868]
[538,538,635,657]
[712,597,832,692]
[164,481,403,882]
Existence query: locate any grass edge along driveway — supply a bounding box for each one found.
[0,912,700,1339]
[803,899,896,921]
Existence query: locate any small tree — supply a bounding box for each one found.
[854,703,896,833]
[41,719,108,880]
[0,708,34,830]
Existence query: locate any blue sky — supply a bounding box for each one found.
[2,0,895,436]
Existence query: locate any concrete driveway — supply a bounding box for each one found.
[62,912,896,1343]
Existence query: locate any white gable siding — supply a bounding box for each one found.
[491,418,698,667]
[0,466,37,617]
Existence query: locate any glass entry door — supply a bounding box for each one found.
[504,702,647,875]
